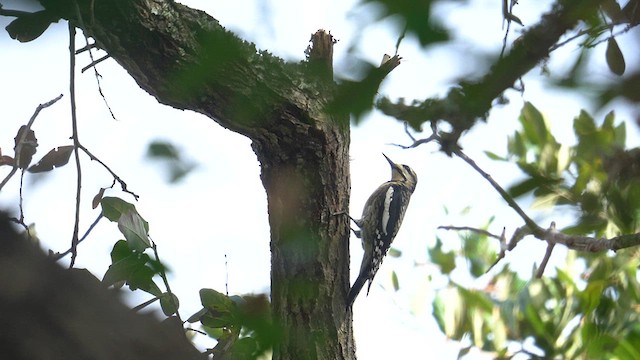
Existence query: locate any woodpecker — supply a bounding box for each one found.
[347,153,418,308]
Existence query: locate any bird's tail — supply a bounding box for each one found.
[346,272,368,309]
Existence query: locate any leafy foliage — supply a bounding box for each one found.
[361,0,448,46]
[188,289,279,359]
[100,197,164,297]
[98,196,276,357]
[430,103,640,358]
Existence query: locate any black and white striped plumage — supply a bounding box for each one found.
[347,154,417,308]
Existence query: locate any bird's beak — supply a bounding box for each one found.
[382,153,396,168]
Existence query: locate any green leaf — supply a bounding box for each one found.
[574,110,597,140]
[524,302,546,336]
[508,177,544,198]
[362,0,448,46]
[102,254,146,286]
[457,286,494,313]
[615,331,640,360]
[520,102,548,147]
[484,151,506,161]
[581,280,604,314]
[507,131,526,159]
[199,290,241,330]
[160,292,180,316]
[433,288,460,338]
[147,141,180,159]
[428,237,456,274]
[391,271,399,291]
[128,265,162,296]
[110,240,132,263]
[146,140,197,183]
[200,288,234,312]
[556,144,572,173]
[461,229,496,278]
[328,62,387,120]
[388,248,402,258]
[613,121,626,148]
[585,332,617,358]
[457,346,472,359]
[531,193,562,209]
[606,37,625,76]
[101,197,137,222]
[200,325,225,340]
[118,210,150,252]
[145,257,169,275]
[201,313,233,329]
[187,307,208,323]
[227,337,258,358]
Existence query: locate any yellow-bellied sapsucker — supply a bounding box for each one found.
[347,154,417,308]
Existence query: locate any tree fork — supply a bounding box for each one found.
[252,30,354,359]
[36,0,356,358]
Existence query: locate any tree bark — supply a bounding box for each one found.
[37,0,355,358]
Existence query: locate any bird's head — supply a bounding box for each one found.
[383,153,417,192]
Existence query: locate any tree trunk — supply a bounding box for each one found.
[37,0,356,358]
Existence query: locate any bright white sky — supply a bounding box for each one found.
[1,0,638,359]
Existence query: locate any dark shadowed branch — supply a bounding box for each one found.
[378,0,604,143]
[69,23,82,268]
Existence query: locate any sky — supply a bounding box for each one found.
[1,0,638,359]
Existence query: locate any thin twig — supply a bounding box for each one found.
[439,225,508,272]
[77,143,140,200]
[53,213,103,261]
[391,122,438,149]
[549,19,637,52]
[0,167,18,193]
[225,254,229,296]
[132,297,159,312]
[75,42,97,54]
[74,1,117,120]
[17,170,31,239]
[0,94,63,191]
[81,54,110,73]
[586,23,638,48]
[537,243,555,278]
[394,25,407,56]
[69,23,82,268]
[437,225,501,239]
[451,148,544,237]
[500,0,520,58]
[185,328,208,336]
[536,222,557,278]
[151,239,183,323]
[487,227,507,272]
[549,23,611,52]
